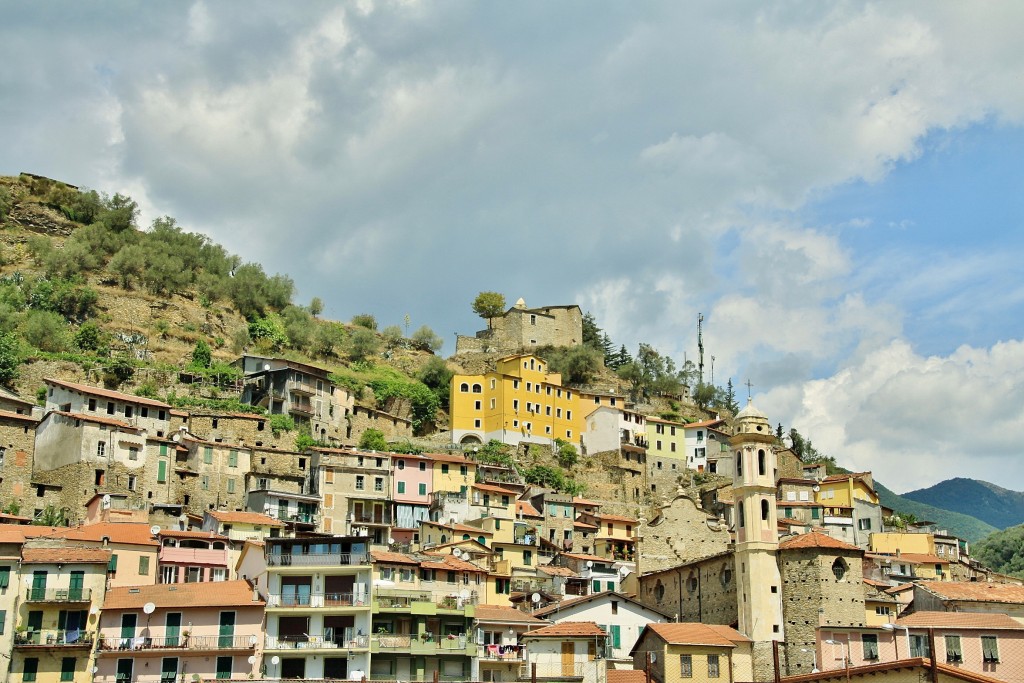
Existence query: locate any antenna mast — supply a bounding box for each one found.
[697,313,705,385]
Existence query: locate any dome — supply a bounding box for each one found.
[735,397,766,420]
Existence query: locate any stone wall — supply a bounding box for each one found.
[637,552,738,625]
[187,412,277,447]
[640,495,732,573]
[350,406,413,443]
[0,413,38,512]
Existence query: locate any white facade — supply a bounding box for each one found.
[44,378,172,436]
[582,406,621,454]
[34,412,148,472]
[537,593,668,661]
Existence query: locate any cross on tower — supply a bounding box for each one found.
[745,379,754,401]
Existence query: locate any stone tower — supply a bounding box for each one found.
[731,398,784,680]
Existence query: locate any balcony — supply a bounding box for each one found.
[267,552,370,567]
[158,547,229,565]
[14,630,94,648]
[430,491,467,510]
[288,380,318,396]
[24,587,92,603]
[371,633,475,656]
[266,510,320,526]
[97,633,256,652]
[349,510,394,526]
[265,629,368,651]
[289,400,315,417]
[481,644,525,662]
[510,580,555,594]
[266,588,370,608]
[375,588,479,613]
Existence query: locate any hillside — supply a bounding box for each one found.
[901,478,1024,530]
[972,524,1024,579]
[874,479,997,543]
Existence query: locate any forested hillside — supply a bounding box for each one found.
[901,478,1024,530]
[874,480,997,543]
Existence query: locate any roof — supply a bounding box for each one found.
[524,622,607,639]
[0,409,37,423]
[916,581,1024,605]
[684,418,726,429]
[32,522,160,547]
[539,565,579,577]
[157,529,230,542]
[425,452,473,465]
[780,658,1007,683]
[22,546,112,564]
[370,550,419,565]
[45,377,171,409]
[607,672,648,683]
[779,530,860,552]
[103,579,264,609]
[896,611,1024,630]
[590,513,638,524]
[473,483,520,496]
[49,410,140,432]
[0,511,32,522]
[516,501,543,518]
[419,555,486,573]
[572,497,601,507]
[561,552,611,563]
[640,623,751,648]
[206,510,284,527]
[475,604,547,624]
[532,591,673,620]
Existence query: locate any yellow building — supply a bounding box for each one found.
[429,452,476,494]
[868,533,949,581]
[631,622,754,683]
[817,472,880,508]
[576,512,637,562]
[646,416,687,460]
[870,533,934,556]
[450,355,585,448]
[12,546,110,683]
[864,579,901,626]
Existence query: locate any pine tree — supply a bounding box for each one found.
[725,379,739,413]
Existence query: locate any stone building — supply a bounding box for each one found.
[455,299,583,354]
[0,410,38,514]
[311,447,393,541]
[185,411,276,447]
[349,405,413,443]
[175,435,252,514]
[638,494,731,574]
[639,550,738,626]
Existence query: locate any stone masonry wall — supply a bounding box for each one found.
[638,552,738,625]
[0,414,38,513]
[640,495,732,573]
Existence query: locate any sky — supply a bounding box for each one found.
[3,1,1024,493]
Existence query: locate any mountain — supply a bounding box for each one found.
[874,480,997,543]
[901,478,1024,530]
[973,524,1024,578]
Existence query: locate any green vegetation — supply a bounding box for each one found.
[974,525,1024,578]
[555,438,578,468]
[471,291,505,328]
[873,479,996,543]
[351,314,377,330]
[471,439,516,469]
[165,392,266,415]
[416,356,453,410]
[269,414,295,436]
[522,465,585,496]
[0,331,21,386]
[410,325,443,353]
[537,345,603,385]
[358,428,388,451]
[901,478,1024,530]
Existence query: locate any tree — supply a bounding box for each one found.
[98,193,139,232]
[0,186,12,222]
[74,321,104,352]
[351,314,377,330]
[108,244,147,288]
[348,327,380,361]
[190,340,212,369]
[555,438,578,468]
[0,331,21,386]
[582,312,602,351]
[311,322,346,357]
[693,382,716,410]
[600,333,616,366]
[545,345,602,385]
[309,297,324,317]
[358,428,388,451]
[416,356,453,409]
[471,291,505,329]
[281,305,315,350]
[22,310,71,352]
[411,325,443,353]
[724,379,739,413]
[381,325,404,348]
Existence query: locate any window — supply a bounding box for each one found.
[460,383,469,392]
[0,609,5,635]
[228,450,238,467]
[216,655,233,679]
[397,482,406,494]
[127,446,138,461]
[139,556,150,575]
[611,600,618,615]
[23,658,39,682]
[227,478,235,494]
[738,501,744,527]
[707,654,720,678]
[203,447,213,464]
[107,402,115,415]
[60,657,76,682]
[910,634,930,658]
[201,476,209,490]
[758,449,766,475]
[874,606,891,616]
[161,657,179,683]
[374,477,384,492]
[460,465,468,476]
[97,442,106,457]
[212,568,226,582]
[513,400,519,411]
[490,398,496,409]
[397,460,405,470]
[945,635,962,663]
[355,476,365,490]
[680,655,692,678]
[115,659,133,683]
[441,464,449,474]
[418,483,427,495]
[858,518,872,531]
[736,453,742,476]
[982,635,999,663]
[108,554,119,573]
[157,460,167,484]
[474,419,481,428]
[761,499,770,521]
[523,551,532,566]
[419,461,426,471]
[862,634,879,660]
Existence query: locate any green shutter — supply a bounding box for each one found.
[0,566,9,588]
[441,464,449,474]
[228,450,238,467]
[419,483,427,495]
[593,580,600,593]
[611,625,621,648]
[398,482,406,494]
[157,460,167,484]
[0,609,6,635]
[108,554,119,572]
[203,447,213,464]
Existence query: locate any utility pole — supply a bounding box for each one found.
[697,314,705,385]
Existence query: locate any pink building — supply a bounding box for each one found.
[391,454,433,544]
[819,612,1024,683]
[156,529,232,583]
[95,580,265,683]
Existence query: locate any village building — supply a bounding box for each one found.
[155,528,232,584]
[455,300,583,355]
[312,447,393,540]
[475,604,546,682]
[630,622,754,683]
[520,621,608,683]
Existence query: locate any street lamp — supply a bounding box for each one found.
[800,648,819,673]
[882,623,910,660]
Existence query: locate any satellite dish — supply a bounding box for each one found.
[249,635,258,646]
[248,656,256,665]
[531,593,541,604]
[812,485,820,492]
[271,656,281,666]
[619,566,630,575]
[586,560,594,568]
[452,548,463,559]
[172,434,180,442]
[143,602,156,615]
[150,525,161,536]
[263,363,271,372]
[102,494,111,508]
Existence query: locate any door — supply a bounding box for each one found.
[561,641,575,677]
[121,613,137,642]
[353,502,364,522]
[116,659,134,683]
[278,500,289,521]
[373,505,384,523]
[219,611,236,648]
[68,571,84,600]
[31,570,47,600]
[27,610,43,643]
[166,612,182,646]
[161,657,179,683]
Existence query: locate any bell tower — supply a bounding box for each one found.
[731,398,784,678]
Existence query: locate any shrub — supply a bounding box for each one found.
[348,328,380,362]
[190,340,212,369]
[270,414,295,436]
[381,325,404,348]
[351,314,377,330]
[248,315,288,351]
[0,331,21,385]
[410,325,443,353]
[109,244,147,288]
[22,310,71,352]
[358,428,388,451]
[555,438,578,468]
[74,321,105,352]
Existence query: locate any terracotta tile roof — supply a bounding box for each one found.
[50,410,140,432]
[103,579,264,609]
[778,518,806,526]
[884,582,915,594]
[22,546,112,564]
[574,521,598,529]
[34,522,160,547]
[419,555,486,573]
[644,622,751,647]
[896,553,949,565]
[916,581,1024,605]
[473,483,520,496]
[561,552,610,563]
[424,452,473,465]
[0,512,32,522]
[45,377,171,409]
[607,672,647,683]
[475,604,547,624]
[896,611,1024,630]
[207,510,284,527]
[524,622,607,639]
[684,419,726,429]
[572,497,601,507]
[591,513,638,524]
[0,409,38,423]
[157,529,230,542]
[538,565,578,577]
[823,472,872,483]
[516,501,543,518]
[779,530,860,552]
[370,550,419,565]
[777,500,823,507]
[780,658,1007,683]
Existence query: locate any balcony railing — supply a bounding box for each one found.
[349,511,394,525]
[266,589,369,608]
[266,629,368,650]
[374,634,468,650]
[24,587,92,602]
[481,644,525,661]
[510,580,555,594]
[98,634,256,651]
[376,588,479,608]
[430,491,467,509]
[266,510,320,525]
[266,552,370,567]
[158,547,229,565]
[15,630,94,647]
